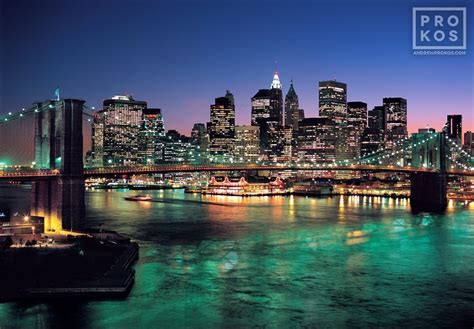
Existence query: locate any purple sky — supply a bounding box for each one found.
[1,0,473,135]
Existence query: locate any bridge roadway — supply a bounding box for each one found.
[0,163,473,180]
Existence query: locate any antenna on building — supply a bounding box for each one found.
[54,86,60,101]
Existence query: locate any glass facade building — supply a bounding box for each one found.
[319,80,347,124]
[209,93,235,155]
[297,117,335,163]
[383,97,407,151]
[234,125,260,162]
[94,95,147,166]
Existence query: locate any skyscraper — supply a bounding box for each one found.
[191,123,209,148]
[91,111,105,167]
[234,125,260,162]
[368,106,385,131]
[361,105,386,157]
[138,108,165,164]
[95,95,147,165]
[361,128,383,157]
[270,72,283,125]
[297,118,336,163]
[209,93,235,155]
[463,131,474,156]
[346,101,368,159]
[163,130,192,163]
[447,114,462,145]
[383,97,407,150]
[319,80,347,124]
[267,125,293,162]
[251,72,283,126]
[319,80,348,162]
[284,80,300,135]
[251,89,272,126]
[190,123,209,163]
[251,72,284,157]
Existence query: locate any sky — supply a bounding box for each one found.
[0,0,473,135]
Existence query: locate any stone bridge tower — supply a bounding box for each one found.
[410,131,448,212]
[31,99,85,232]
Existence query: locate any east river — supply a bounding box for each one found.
[0,186,473,328]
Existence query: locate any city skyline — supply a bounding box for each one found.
[1,0,472,135]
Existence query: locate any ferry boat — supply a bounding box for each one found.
[202,176,288,196]
[124,195,152,202]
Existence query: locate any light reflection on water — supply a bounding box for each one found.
[0,187,473,328]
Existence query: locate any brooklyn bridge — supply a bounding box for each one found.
[1,98,473,233]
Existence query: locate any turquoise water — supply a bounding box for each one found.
[0,187,473,328]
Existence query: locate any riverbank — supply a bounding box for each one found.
[0,237,139,301]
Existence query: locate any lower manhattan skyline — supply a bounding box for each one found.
[1,0,472,134]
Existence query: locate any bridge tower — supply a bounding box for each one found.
[31,99,85,232]
[410,131,447,212]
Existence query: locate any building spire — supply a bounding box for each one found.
[286,79,297,99]
[271,71,282,89]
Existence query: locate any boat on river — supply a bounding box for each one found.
[124,195,152,202]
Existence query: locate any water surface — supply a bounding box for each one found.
[0,187,473,328]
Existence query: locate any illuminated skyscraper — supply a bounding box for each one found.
[297,118,335,163]
[284,80,300,136]
[191,123,209,149]
[234,125,260,162]
[267,125,293,162]
[319,80,347,124]
[163,130,192,163]
[319,80,348,161]
[190,123,209,163]
[91,111,105,167]
[346,101,368,158]
[361,105,386,156]
[383,97,407,150]
[270,72,283,125]
[447,114,462,145]
[368,106,385,131]
[251,72,285,157]
[97,95,147,165]
[463,131,473,156]
[209,93,235,155]
[138,108,165,164]
[251,89,272,126]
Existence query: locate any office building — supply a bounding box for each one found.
[267,125,293,162]
[463,131,474,156]
[297,118,336,163]
[209,93,235,155]
[270,72,283,125]
[95,95,147,165]
[285,80,300,137]
[447,114,462,145]
[138,108,165,164]
[383,97,407,150]
[234,125,260,162]
[346,101,368,159]
[319,80,347,124]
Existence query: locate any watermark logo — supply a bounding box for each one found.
[413,7,466,55]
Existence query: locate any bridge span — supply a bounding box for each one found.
[1,163,473,180]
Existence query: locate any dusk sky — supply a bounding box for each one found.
[1,0,472,135]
